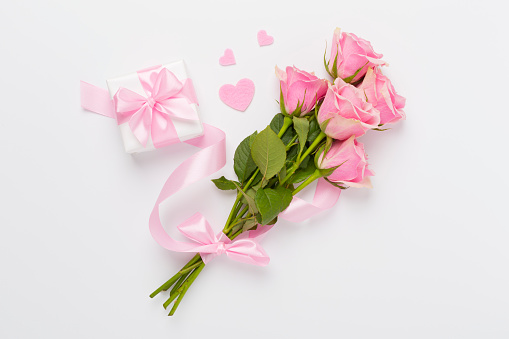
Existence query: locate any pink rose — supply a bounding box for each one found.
[358,67,406,125]
[327,28,386,83]
[275,66,328,116]
[317,136,374,188]
[317,78,380,140]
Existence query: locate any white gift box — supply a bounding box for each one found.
[106,60,204,153]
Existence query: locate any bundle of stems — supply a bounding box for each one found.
[150,114,330,316]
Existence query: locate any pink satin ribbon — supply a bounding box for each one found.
[164,213,271,265]
[80,81,116,119]
[80,72,342,266]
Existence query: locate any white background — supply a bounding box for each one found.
[1,0,508,338]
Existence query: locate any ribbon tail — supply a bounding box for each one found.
[149,124,226,251]
[80,81,116,119]
[279,178,341,222]
[129,105,152,147]
[225,239,270,266]
[151,109,181,148]
[177,213,218,245]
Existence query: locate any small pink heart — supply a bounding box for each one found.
[219,48,236,66]
[257,30,274,46]
[219,79,255,112]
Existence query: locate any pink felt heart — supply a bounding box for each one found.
[219,48,236,66]
[219,79,255,112]
[257,30,274,46]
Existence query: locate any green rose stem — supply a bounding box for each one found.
[280,131,326,186]
[150,117,295,316]
[149,254,201,298]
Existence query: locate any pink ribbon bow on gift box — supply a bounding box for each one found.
[166,213,271,266]
[114,66,199,147]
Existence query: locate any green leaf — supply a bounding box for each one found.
[299,150,310,168]
[252,177,269,191]
[270,114,285,134]
[275,186,293,212]
[286,144,299,163]
[270,113,295,145]
[211,176,238,190]
[307,117,321,143]
[242,219,258,232]
[255,188,284,225]
[266,217,278,225]
[250,171,263,187]
[251,126,286,180]
[230,220,245,234]
[254,187,293,225]
[278,165,287,183]
[288,161,316,184]
[232,182,258,215]
[281,127,296,146]
[293,117,309,154]
[234,132,258,183]
[267,177,279,188]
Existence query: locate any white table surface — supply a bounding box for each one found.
[1,0,508,338]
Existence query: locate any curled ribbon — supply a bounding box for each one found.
[114,66,199,148]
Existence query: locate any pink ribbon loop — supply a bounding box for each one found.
[279,178,341,222]
[170,213,270,266]
[113,66,199,148]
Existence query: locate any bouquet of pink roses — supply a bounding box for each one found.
[150,28,406,316]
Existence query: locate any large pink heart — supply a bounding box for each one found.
[219,79,255,112]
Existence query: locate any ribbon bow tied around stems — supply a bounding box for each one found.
[170,213,270,266]
[113,67,199,147]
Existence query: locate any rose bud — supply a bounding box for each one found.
[275,66,328,116]
[326,28,386,83]
[317,136,374,188]
[358,67,406,125]
[317,78,380,140]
